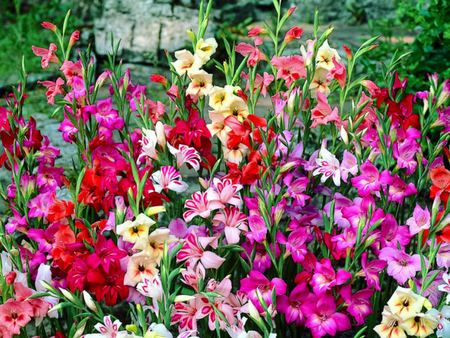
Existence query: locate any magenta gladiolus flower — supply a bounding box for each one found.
[341,285,374,325]
[388,175,417,204]
[303,292,351,338]
[246,215,267,244]
[240,270,287,313]
[356,252,386,290]
[285,176,310,207]
[278,283,316,327]
[406,204,431,235]
[27,191,53,218]
[309,259,352,296]
[380,214,411,249]
[28,223,59,253]
[393,141,419,175]
[240,241,278,273]
[36,164,64,193]
[85,98,124,130]
[379,247,423,285]
[276,228,308,263]
[351,161,384,197]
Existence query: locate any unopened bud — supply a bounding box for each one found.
[69,30,80,48]
[60,288,76,302]
[174,295,196,302]
[10,248,19,256]
[5,271,17,285]
[146,206,166,217]
[340,126,348,145]
[83,291,98,312]
[126,325,137,333]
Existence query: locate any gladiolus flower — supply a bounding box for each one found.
[116,213,154,244]
[284,27,303,44]
[32,43,58,69]
[69,30,80,47]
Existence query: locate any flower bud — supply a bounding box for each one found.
[146,205,166,217]
[42,22,57,33]
[286,6,296,18]
[60,288,76,302]
[69,30,80,48]
[340,126,348,145]
[126,325,138,333]
[5,271,16,285]
[149,75,168,88]
[174,295,196,302]
[10,248,19,256]
[186,30,196,43]
[82,291,98,312]
[343,45,352,60]
[73,320,88,338]
[248,300,262,324]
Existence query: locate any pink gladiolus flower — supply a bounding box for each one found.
[28,223,59,253]
[31,43,58,69]
[183,189,224,222]
[241,241,279,273]
[0,300,33,335]
[152,166,188,194]
[248,27,267,36]
[341,285,374,325]
[85,98,124,130]
[331,227,356,253]
[351,161,386,197]
[356,252,386,290]
[42,22,57,32]
[278,283,316,327]
[58,112,78,143]
[235,37,266,67]
[340,150,358,183]
[271,55,307,87]
[172,144,201,171]
[388,175,417,204]
[27,191,53,218]
[240,270,287,313]
[406,204,431,235]
[177,232,226,269]
[379,247,423,285]
[303,292,351,338]
[37,136,60,165]
[36,164,63,193]
[246,215,267,244]
[37,77,65,105]
[212,206,248,244]
[136,273,163,301]
[213,178,243,206]
[241,71,274,97]
[171,296,202,332]
[60,60,83,86]
[284,27,303,44]
[285,176,310,207]
[310,92,340,129]
[380,214,411,249]
[276,228,308,263]
[309,259,352,296]
[393,141,419,175]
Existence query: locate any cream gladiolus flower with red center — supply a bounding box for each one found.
[309,68,331,98]
[171,49,204,76]
[316,39,341,71]
[186,71,213,98]
[387,287,426,320]
[208,85,235,110]
[374,306,407,338]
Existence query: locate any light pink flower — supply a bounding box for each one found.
[235,37,266,67]
[213,178,243,206]
[388,176,417,204]
[379,247,423,285]
[340,150,358,183]
[406,204,431,235]
[37,77,65,105]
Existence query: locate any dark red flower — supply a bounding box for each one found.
[89,235,127,272]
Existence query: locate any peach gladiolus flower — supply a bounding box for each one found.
[186,71,213,98]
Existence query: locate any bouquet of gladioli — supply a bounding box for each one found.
[2,1,450,338]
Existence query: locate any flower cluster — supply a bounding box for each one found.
[3,1,450,338]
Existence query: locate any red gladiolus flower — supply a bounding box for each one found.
[430,166,450,205]
[51,224,77,272]
[47,197,75,223]
[87,263,129,306]
[90,235,127,272]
